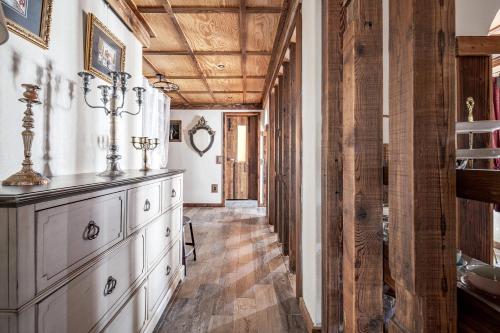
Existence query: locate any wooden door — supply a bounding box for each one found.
[224,115,259,200]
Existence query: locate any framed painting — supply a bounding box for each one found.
[0,0,53,49]
[169,120,182,142]
[84,13,126,83]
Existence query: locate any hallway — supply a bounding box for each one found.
[154,207,306,333]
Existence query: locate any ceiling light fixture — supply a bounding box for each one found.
[217,64,225,69]
[152,73,179,92]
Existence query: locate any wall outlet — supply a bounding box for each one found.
[211,184,218,193]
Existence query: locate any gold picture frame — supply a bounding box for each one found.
[84,13,126,83]
[1,0,53,49]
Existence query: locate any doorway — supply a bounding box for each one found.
[223,113,260,202]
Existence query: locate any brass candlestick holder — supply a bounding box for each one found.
[3,84,50,186]
[131,137,159,171]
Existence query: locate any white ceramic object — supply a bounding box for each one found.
[465,265,500,296]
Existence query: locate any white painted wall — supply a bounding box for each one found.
[167,109,263,205]
[0,1,145,179]
[456,0,500,36]
[301,0,322,325]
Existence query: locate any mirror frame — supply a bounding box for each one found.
[188,117,216,157]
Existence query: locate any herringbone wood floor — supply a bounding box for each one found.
[154,206,307,333]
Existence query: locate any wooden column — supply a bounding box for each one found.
[292,10,303,292]
[456,56,494,264]
[389,0,457,332]
[276,78,283,237]
[282,62,292,255]
[342,1,383,331]
[268,89,277,226]
[321,0,345,332]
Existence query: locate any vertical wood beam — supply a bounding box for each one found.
[342,0,383,331]
[456,56,494,264]
[282,62,292,256]
[239,0,248,103]
[293,10,303,294]
[322,0,345,332]
[269,89,277,226]
[389,0,457,331]
[289,42,298,273]
[277,75,284,241]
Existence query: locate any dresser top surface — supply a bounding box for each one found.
[0,169,184,207]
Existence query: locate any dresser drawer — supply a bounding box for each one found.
[36,192,125,291]
[146,205,182,267]
[37,233,146,333]
[148,240,181,315]
[102,282,148,333]
[162,176,182,211]
[127,182,162,234]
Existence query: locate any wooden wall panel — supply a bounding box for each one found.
[321,1,344,332]
[389,0,457,331]
[248,115,260,200]
[342,1,383,332]
[176,13,241,51]
[456,56,494,264]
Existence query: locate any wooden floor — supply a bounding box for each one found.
[154,206,307,333]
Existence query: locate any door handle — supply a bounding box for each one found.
[104,276,117,296]
[84,220,100,240]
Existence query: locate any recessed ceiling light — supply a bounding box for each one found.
[217,64,225,69]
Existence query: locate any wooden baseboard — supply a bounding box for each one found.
[183,203,224,207]
[299,297,321,333]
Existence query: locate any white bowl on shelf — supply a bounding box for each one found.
[465,265,500,296]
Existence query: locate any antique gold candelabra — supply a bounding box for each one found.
[131,137,159,171]
[77,71,146,177]
[3,84,50,186]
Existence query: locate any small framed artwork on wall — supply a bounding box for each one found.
[1,0,53,49]
[84,13,126,83]
[170,120,182,142]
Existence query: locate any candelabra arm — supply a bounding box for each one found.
[84,93,110,115]
[119,103,142,117]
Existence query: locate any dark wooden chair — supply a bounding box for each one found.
[182,216,197,273]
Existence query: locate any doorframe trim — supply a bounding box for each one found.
[221,112,262,205]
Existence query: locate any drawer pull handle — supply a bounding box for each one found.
[166,265,171,276]
[166,227,171,237]
[104,276,117,296]
[143,199,151,212]
[171,189,177,198]
[84,221,100,240]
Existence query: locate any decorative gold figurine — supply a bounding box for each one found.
[466,97,475,169]
[3,84,50,186]
[131,137,159,171]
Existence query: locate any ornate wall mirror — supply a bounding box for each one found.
[189,117,216,157]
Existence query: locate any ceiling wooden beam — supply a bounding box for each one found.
[240,0,248,103]
[143,50,271,56]
[171,103,263,110]
[137,6,281,14]
[105,0,152,47]
[160,0,216,103]
[262,0,300,107]
[145,75,266,79]
[456,36,500,56]
[180,90,262,94]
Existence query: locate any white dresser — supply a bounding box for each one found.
[0,170,185,333]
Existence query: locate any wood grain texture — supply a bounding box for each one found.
[268,88,277,226]
[106,0,151,47]
[342,1,383,332]
[142,13,187,51]
[457,36,500,56]
[276,76,284,244]
[389,0,457,331]
[207,78,244,91]
[245,93,263,103]
[154,206,307,333]
[183,93,215,104]
[176,13,241,51]
[456,56,494,264]
[170,0,240,7]
[246,55,271,76]
[281,62,291,256]
[246,78,265,91]
[197,55,243,76]
[321,1,344,332]
[246,13,281,51]
[215,92,244,103]
[145,54,200,76]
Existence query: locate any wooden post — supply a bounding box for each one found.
[389,0,457,331]
[268,89,277,226]
[456,56,494,264]
[282,61,291,256]
[321,0,345,332]
[342,1,383,331]
[292,10,303,293]
[276,78,283,237]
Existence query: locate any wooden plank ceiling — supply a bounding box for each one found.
[132,0,284,109]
